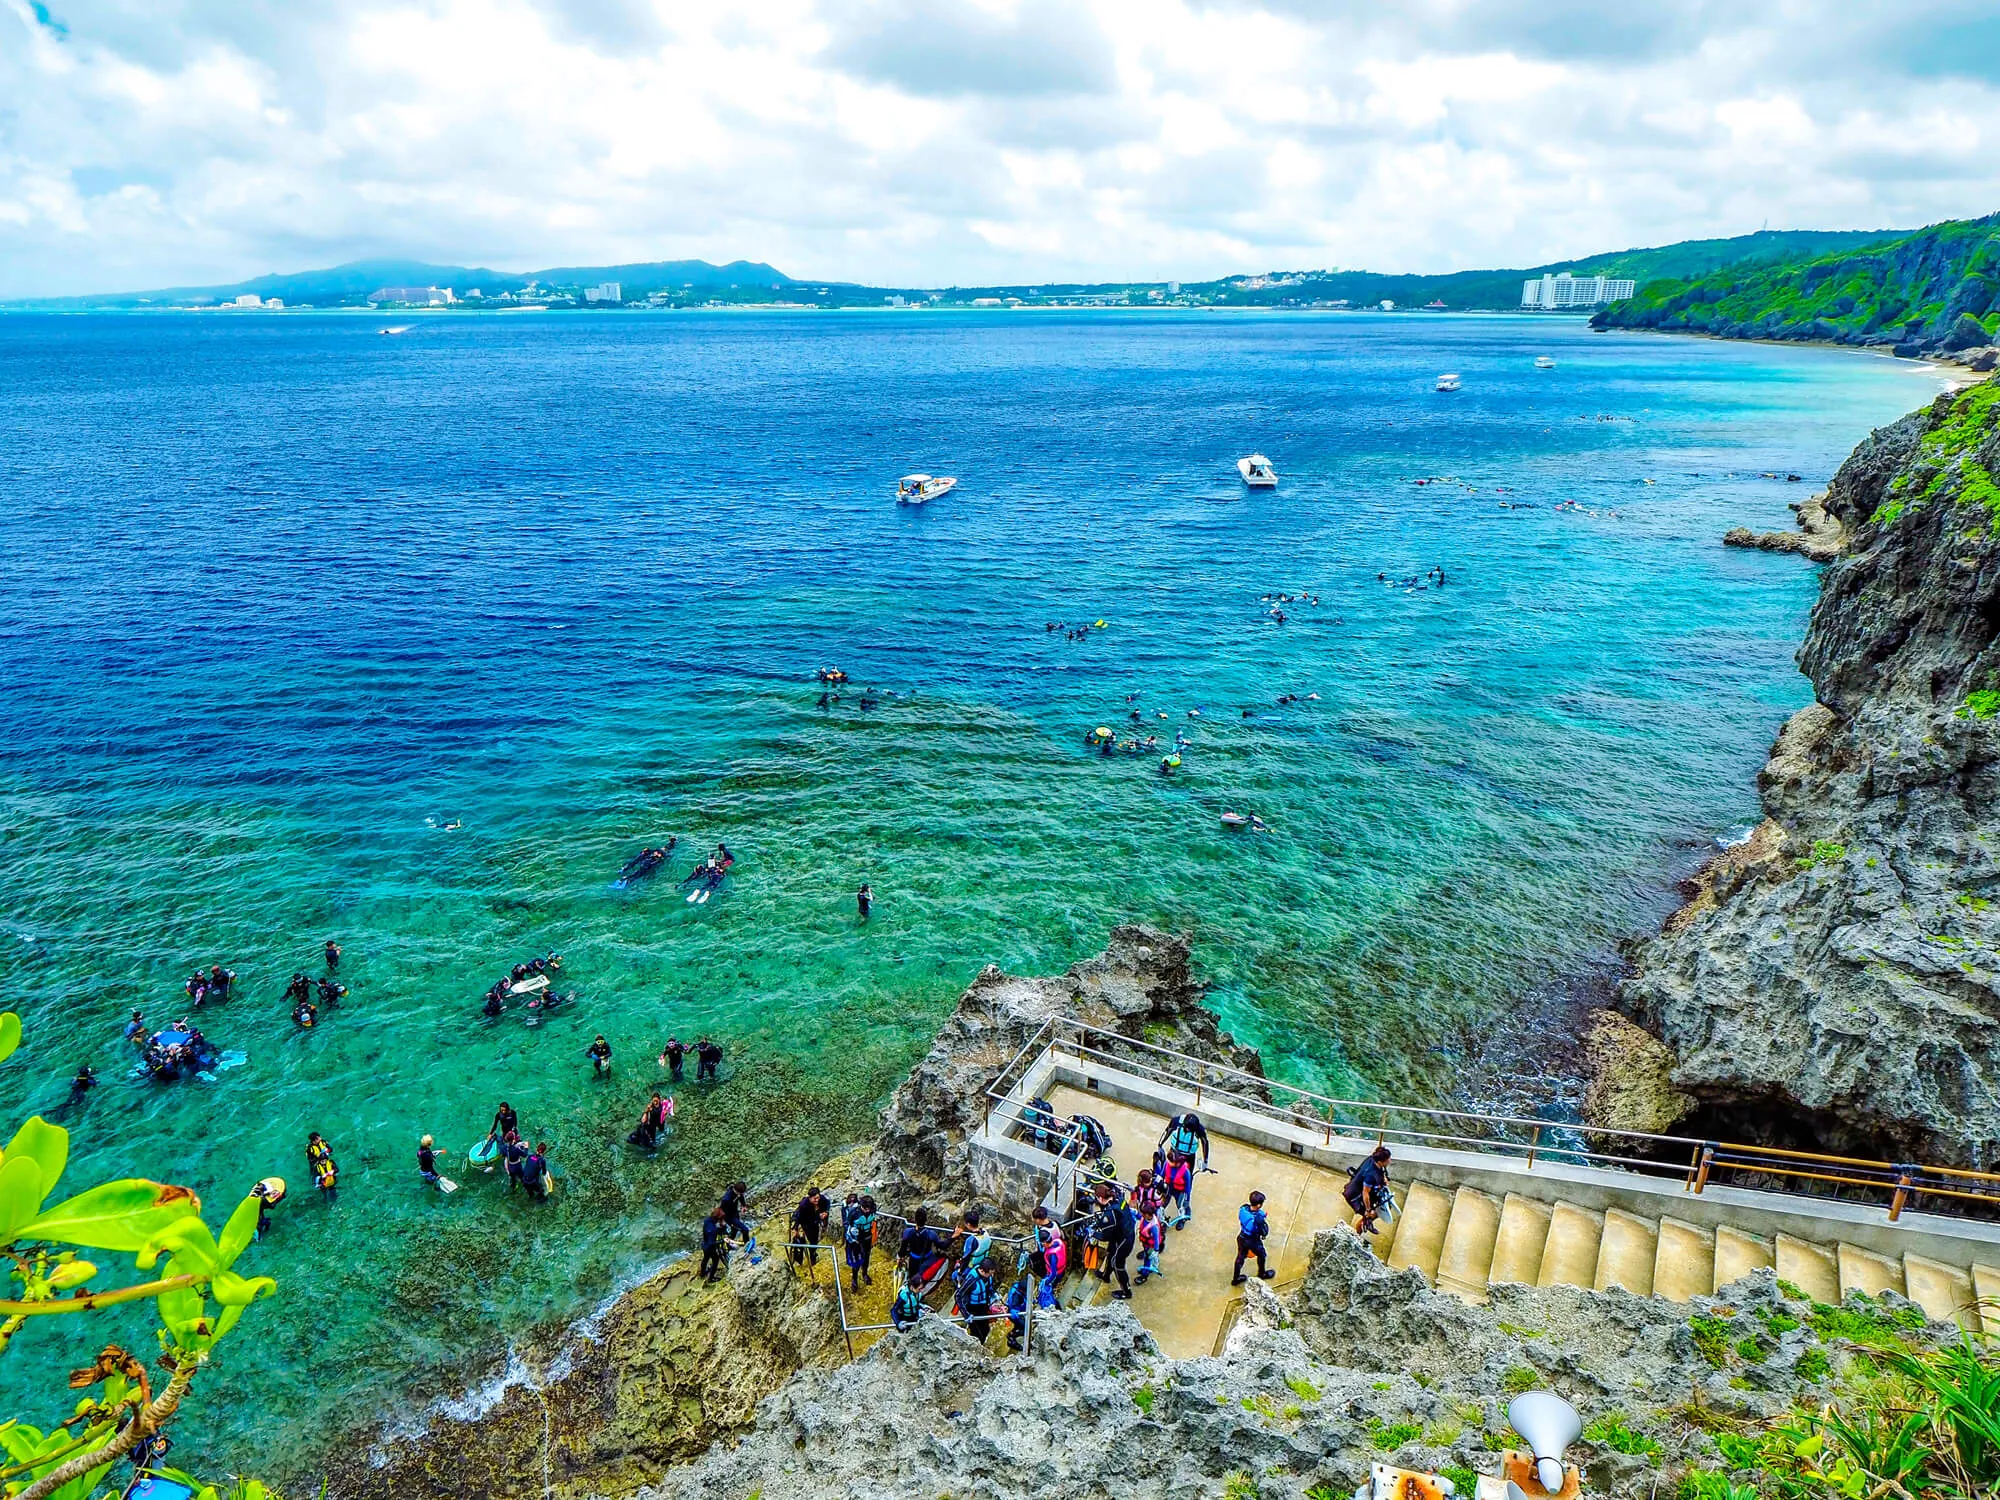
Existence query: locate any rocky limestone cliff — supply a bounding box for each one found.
[639,1230,1956,1500]
[864,923,1263,1217]
[1625,378,2000,1164]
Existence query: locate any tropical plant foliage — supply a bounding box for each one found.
[1685,1336,2000,1500]
[0,1010,277,1500]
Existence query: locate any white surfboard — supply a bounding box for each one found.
[510,975,550,996]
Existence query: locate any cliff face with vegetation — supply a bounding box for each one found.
[1624,379,2000,1164]
[1593,214,2000,357]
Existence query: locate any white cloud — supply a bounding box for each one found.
[0,0,1995,296]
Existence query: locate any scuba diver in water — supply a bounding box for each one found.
[317,976,346,1008]
[482,983,506,1018]
[324,940,342,971]
[587,1035,612,1076]
[284,973,311,1007]
[63,1064,97,1110]
[856,883,873,921]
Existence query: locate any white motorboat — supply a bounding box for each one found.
[1237,454,1277,488]
[1534,356,1556,370]
[896,474,957,504]
[1435,372,1462,392]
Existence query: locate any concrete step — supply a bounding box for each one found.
[1369,1199,1400,1263]
[1652,1218,1715,1303]
[1386,1181,1455,1282]
[1713,1225,1774,1292]
[1489,1194,1554,1288]
[1838,1243,1906,1301]
[1904,1254,1979,1332]
[1777,1234,1841,1305]
[1973,1264,2000,1336]
[1435,1187,1504,1302]
[1594,1208,1658,1296]
[1536,1203,1604,1290]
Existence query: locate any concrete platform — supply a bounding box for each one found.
[1046,1083,1362,1357]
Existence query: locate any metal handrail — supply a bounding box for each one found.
[987,1014,2000,1221]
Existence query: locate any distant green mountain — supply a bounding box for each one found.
[3,257,793,308]
[1592,214,2000,351]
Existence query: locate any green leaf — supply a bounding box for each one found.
[211,1269,276,1308]
[216,1192,261,1270]
[19,1179,202,1252]
[149,1218,222,1276]
[0,1011,20,1066]
[4,1116,69,1205]
[0,1157,46,1243]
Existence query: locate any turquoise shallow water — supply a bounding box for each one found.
[0,310,1943,1471]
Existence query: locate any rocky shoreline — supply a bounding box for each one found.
[312,926,1256,1499]
[314,919,1978,1500]
[1618,377,2000,1166]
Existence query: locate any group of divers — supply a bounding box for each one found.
[614,837,737,904]
[690,1104,1399,1343]
[694,1108,1226,1343]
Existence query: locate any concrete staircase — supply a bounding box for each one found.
[1375,1181,1998,1331]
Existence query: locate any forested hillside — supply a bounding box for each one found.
[1593,214,2000,353]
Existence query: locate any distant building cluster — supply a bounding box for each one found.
[367,286,455,306]
[583,282,621,303]
[1521,272,1636,308]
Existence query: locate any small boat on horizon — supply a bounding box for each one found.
[1435,372,1462,392]
[1237,454,1277,488]
[1535,355,1557,370]
[897,474,957,504]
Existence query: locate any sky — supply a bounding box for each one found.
[2,0,1998,297]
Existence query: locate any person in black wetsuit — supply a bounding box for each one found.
[720,1180,754,1251]
[659,1037,686,1079]
[324,941,341,971]
[520,1142,551,1201]
[700,1206,729,1282]
[586,1035,612,1076]
[899,1206,942,1284]
[1342,1145,1393,1235]
[490,1101,520,1144]
[285,973,310,1007]
[64,1064,97,1109]
[856,883,873,920]
[1091,1181,1136,1299]
[695,1038,722,1081]
[483,986,505,1018]
[317,976,345,1008]
[417,1135,443,1189]
[790,1187,831,1268]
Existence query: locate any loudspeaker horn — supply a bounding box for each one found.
[1507,1391,1581,1493]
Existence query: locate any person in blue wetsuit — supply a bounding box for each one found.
[1231,1191,1274,1285]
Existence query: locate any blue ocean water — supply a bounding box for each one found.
[0,310,1942,1469]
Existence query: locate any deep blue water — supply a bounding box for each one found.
[0,309,1945,1470]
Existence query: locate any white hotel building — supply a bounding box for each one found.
[1521,272,1637,308]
